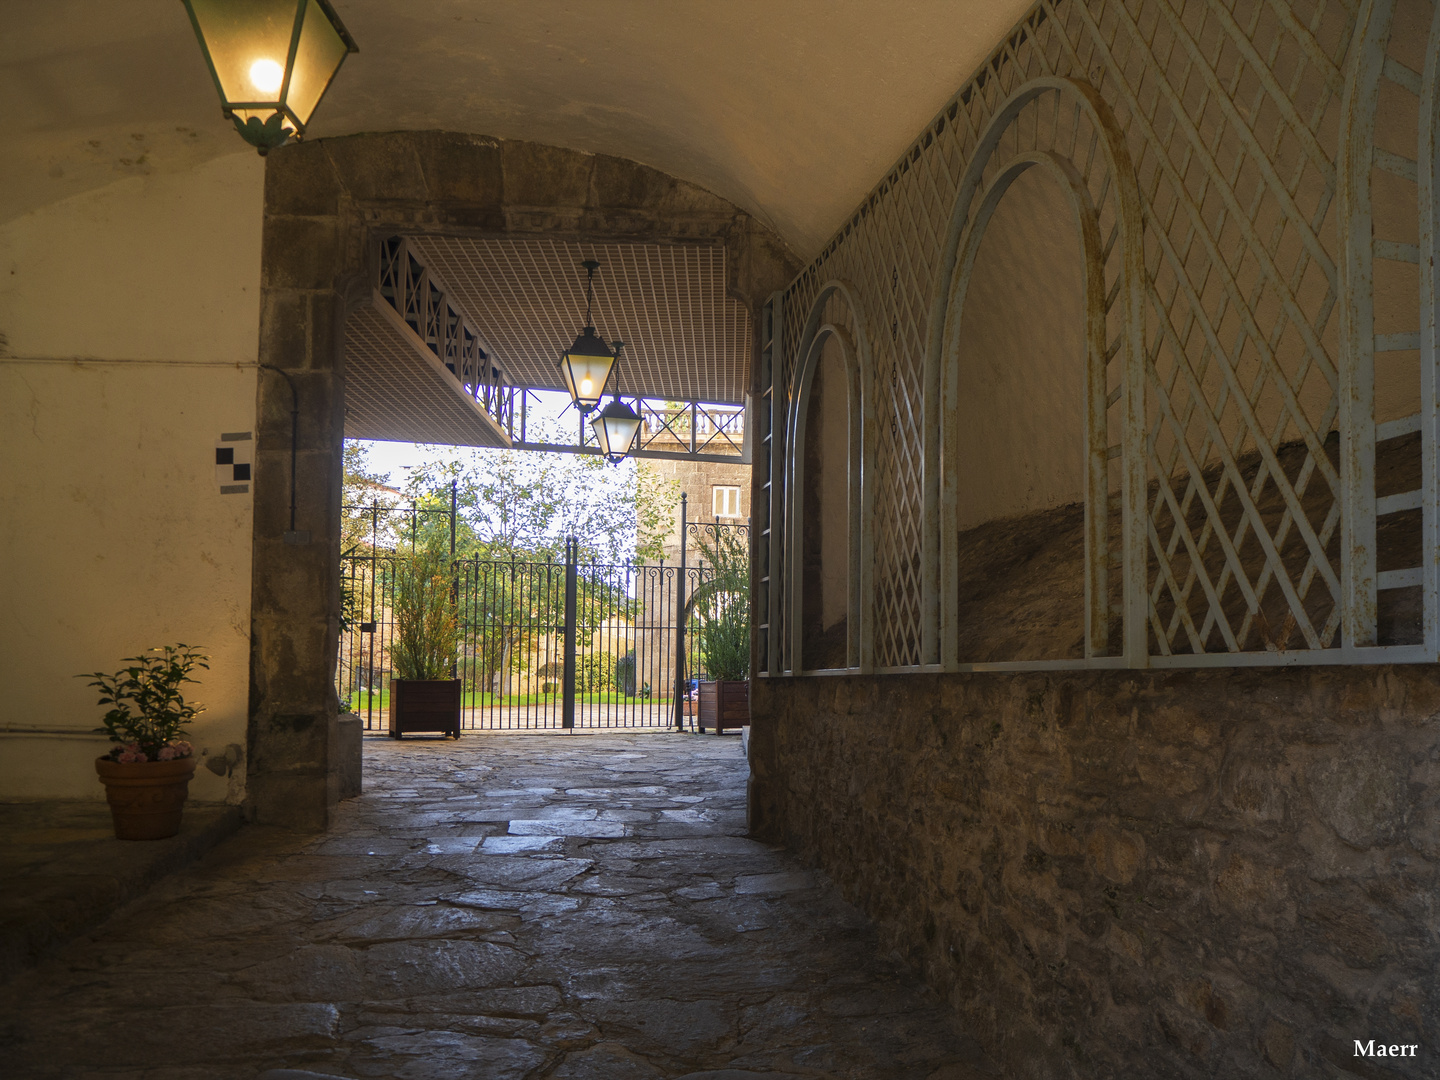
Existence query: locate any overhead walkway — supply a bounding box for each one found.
[343,233,752,462]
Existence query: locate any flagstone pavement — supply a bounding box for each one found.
[0,733,997,1080]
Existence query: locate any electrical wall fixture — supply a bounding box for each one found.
[259,365,309,543]
[182,0,357,154]
[558,260,616,413]
[590,341,642,463]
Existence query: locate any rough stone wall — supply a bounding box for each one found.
[750,668,1440,1078]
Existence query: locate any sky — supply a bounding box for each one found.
[347,387,655,566]
[358,388,576,486]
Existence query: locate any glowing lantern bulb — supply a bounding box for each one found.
[581,377,593,394]
[249,58,284,94]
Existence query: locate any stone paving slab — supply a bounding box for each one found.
[0,734,998,1079]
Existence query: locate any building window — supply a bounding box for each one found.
[713,485,741,518]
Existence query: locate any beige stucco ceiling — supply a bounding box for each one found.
[3,0,1033,259]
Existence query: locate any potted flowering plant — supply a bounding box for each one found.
[80,644,208,840]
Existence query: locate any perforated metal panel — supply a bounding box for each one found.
[344,299,511,448]
[408,236,753,405]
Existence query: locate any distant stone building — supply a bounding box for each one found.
[636,406,750,565]
[632,406,750,697]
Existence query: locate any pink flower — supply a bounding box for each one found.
[157,746,178,761]
[117,750,148,764]
[171,741,193,758]
[123,741,142,754]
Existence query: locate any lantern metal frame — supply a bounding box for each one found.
[590,341,642,463]
[558,260,617,414]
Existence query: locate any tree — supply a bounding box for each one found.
[403,443,676,564]
[341,442,404,552]
[390,542,460,681]
[688,524,750,681]
[389,423,680,697]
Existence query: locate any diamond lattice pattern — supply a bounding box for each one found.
[777,0,1398,666]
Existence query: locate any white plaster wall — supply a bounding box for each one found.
[953,165,1086,531]
[0,152,263,801]
[814,335,849,632]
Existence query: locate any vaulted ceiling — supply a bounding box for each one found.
[4,0,1033,259]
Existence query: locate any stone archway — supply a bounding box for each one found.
[250,131,795,827]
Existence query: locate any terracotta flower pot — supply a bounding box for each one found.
[94,756,197,840]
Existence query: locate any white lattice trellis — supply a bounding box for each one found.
[763,0,1440,676]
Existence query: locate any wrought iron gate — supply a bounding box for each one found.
[337,543,709,732]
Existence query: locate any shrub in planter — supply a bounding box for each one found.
[389,545,462,738]
[689,526,751,733]
[80,644,208,840]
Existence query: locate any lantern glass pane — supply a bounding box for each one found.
[590,413,613,456]
[286,0,350,126]
[561,351,614,407]
[185,0,300,108]
[592,409,641,458]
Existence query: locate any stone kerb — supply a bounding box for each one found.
[252,131,797,830]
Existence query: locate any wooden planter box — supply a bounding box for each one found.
[389,678,462,739]
[696,679,749,734]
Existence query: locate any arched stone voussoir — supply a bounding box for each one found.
[264,130,797,304]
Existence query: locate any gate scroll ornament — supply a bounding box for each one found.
[764,0,1440,676]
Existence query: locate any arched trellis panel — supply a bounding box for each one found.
[928,77,1147,669]
[1339,0,1440,653]
[780,281,875,674]
[765,0,1440,675]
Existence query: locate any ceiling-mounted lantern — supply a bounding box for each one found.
[182,0,358,155]
[558,260,616,414]
[590,341,642,463]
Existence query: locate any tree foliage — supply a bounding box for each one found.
[689,525,751,681]
[402,442,677,565]
[341,442,403,551]
[390,544,460,681]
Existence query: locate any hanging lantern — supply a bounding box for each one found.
[182,0,358,155]
[558,260,616,413]
[591,398,642,463]
[590,341,641,463]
